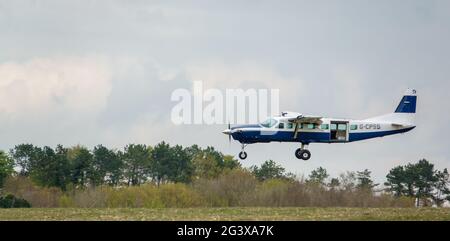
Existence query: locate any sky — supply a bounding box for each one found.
[0,0,449,183]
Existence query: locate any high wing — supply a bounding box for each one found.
[286,114,323,139]
[287,115,323,124]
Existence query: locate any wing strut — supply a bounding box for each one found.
[293,123,300,139]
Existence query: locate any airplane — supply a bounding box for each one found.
[222,89,417,160]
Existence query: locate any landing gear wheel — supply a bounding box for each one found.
[301,149,311,160]
[295,148,303,159]
[295,148,311,160]
[239,151,247,160]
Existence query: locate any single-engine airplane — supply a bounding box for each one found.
[222,89,417,160]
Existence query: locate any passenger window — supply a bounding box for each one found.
[320,124,329,130]
[330,124,337,130]
[338,124,347,130]
[350,124,357,130]
[287,123,293,129]
[306,123,315,129]
[278,123,285,129]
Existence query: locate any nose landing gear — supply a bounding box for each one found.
[238,144,248,160]
[239,151,247,160]
[295,143,311,160]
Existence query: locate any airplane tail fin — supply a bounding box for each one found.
[394,89,417,114]
[365,89,417,126]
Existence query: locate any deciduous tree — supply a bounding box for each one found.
[9,144,35,176]
[0,151,14,188]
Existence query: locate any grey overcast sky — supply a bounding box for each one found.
[0,0,449,182]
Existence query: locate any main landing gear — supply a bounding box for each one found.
[295,143,311,160]
[237,143,312,161]
[239,144,248,160]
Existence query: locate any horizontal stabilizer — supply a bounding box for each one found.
[365,89,417,126]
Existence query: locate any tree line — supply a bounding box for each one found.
[0,142,449,207]
[1,142,240,190]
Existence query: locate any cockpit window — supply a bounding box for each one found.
[260,118,278,128]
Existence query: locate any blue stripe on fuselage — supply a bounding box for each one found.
[348,126,415,142]
[230,124,261,130]
[232,130,330,144]
[232,127,415,144]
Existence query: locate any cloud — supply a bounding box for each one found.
[0,56,112,121]
[0,0,449,183]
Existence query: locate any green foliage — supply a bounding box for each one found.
[223,155,241,170]
[250,160,291,181]
[67,145,94,187]
[3,142,449,208]
[356,169,378,191]
[7,143,242,190]
[385,166,405,196]
[9,144,35,176]
[385,159,445,206]
[192,154,221,179]
[151,142,193,185]
[92,145,123,186]
[0,194,31,208]
[28,145,70,190]
[122,144,152,186]
[191,146,224,179]
[307,167,329,185]
[0,151,14,187]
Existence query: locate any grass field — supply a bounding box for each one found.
[0,207,449,221]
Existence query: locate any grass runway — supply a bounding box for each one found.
[0,207,449,221]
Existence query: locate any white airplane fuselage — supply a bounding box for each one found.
[223,89,417,160]
[228,117,415,144]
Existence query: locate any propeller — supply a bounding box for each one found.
[228,123,231,143]
[222,123,232,144]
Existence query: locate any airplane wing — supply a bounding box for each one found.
[287,115,323,139]
[287,115,323,124]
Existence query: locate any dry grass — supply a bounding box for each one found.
[0,207,449,221]
[3,174,415,208]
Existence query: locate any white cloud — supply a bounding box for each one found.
[0,56,112,120]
